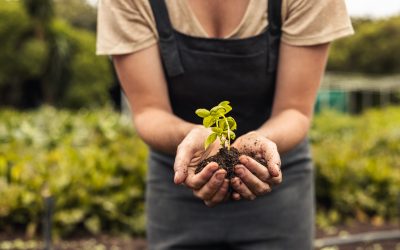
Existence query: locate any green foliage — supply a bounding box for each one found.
[23,0,54,23]
[0,1,34,85]
[195,101,237,149]
[0,107,148,236]
[311,107,400,226]
[54,0,97,31]
[328,16,400,74]
[21,39,50,77]
[0,0,112,108]
[1,107,399,236]
[50,20,113,108]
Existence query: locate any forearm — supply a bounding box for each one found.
[257,43,330,153]
[256,109,311,153]
[112,47,198,154]
[134,108,196,155]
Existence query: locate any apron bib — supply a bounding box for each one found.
[146,1,314,249]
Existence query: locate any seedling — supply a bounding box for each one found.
[195,101,237,150]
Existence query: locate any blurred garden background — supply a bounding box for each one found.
[0,0,399,249]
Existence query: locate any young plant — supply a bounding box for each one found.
[195,101,237,150]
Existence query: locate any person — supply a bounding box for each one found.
[97,0,354,249]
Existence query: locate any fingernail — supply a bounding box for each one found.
[211,163,219,170]
[216,172,225,181]
[271,166,280,177]
[239,155,247,163]
[231,177,239,185]
[235,167,245,177]
[174,172,181,184]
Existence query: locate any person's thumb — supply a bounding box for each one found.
[173,145,191,184]
[173,166,187,184]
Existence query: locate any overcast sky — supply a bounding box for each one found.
[345,0,400,18]
[87,0,400,18]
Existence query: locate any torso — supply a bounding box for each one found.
[148,0,282,136]
[145,1,314,247]
[187,0,251,38]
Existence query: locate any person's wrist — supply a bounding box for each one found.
[253,129,272,141]
[179,122,198,138]
[192,124,212,136]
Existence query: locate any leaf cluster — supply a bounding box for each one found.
[327,16,400,74]
[0,2,112,109]
[195,101,237,149]
[0,107,147,237]
[0,107,399,237]
[311,108,400,227]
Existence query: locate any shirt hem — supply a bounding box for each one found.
[282,26,355,46]
[96,37,157,56]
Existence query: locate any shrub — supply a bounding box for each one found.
[0,107,399,237]
[50,20,113,108]
[0,107,147,236]
[328,16,400,74]
[0,0,112,109]
[311,107,400,227]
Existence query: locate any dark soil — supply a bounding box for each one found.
[195,147,267,179]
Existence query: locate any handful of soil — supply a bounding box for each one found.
[195,147,267,179]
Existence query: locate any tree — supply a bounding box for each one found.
[23,0,54,39]
[54,0,97,31]
[0,1,112,109]
[328,16,400,75]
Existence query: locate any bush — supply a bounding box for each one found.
[311,107,400,227]
[0,1,112,109]
[50,20,113,109]
[0,107,399,237]
[328,16,400,74]
[0,107,147,236]
[54,0,97,31]
[0,2,37,86]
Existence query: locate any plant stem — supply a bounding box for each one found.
[216,118,224,148]
[223,115,231,150]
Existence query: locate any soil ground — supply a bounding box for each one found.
[0,223,399,249]
[315,222,400,250]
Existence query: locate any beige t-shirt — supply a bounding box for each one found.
[96,0,354,55]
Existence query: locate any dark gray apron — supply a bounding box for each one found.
[146,0,314,249]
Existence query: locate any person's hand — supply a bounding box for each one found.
[174,126,230,207]
[230,131,282,200]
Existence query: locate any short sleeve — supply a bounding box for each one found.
[281,0,354,46]
[96,0,158,55]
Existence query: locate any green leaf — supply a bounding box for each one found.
[203,116,215,128]
[219,101,230,106]
[211,127,223,134]
[218,119,227,130]
[195,108,210,118]
[84,216,101,234]
[222,131,236,140]
[205,133,217,149]
[227,117,237,131]
[219,101,232,114]
[210,105,226,116]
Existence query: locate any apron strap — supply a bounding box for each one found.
[149,0,184,77]
[267,0,283,73]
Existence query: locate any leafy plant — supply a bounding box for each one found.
[195,101,237,150]
[311,108,400,226]
[1,107,399,237]
[0,1,112,108]
[0,106,147,237]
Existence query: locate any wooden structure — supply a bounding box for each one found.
[316,73,400,114]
